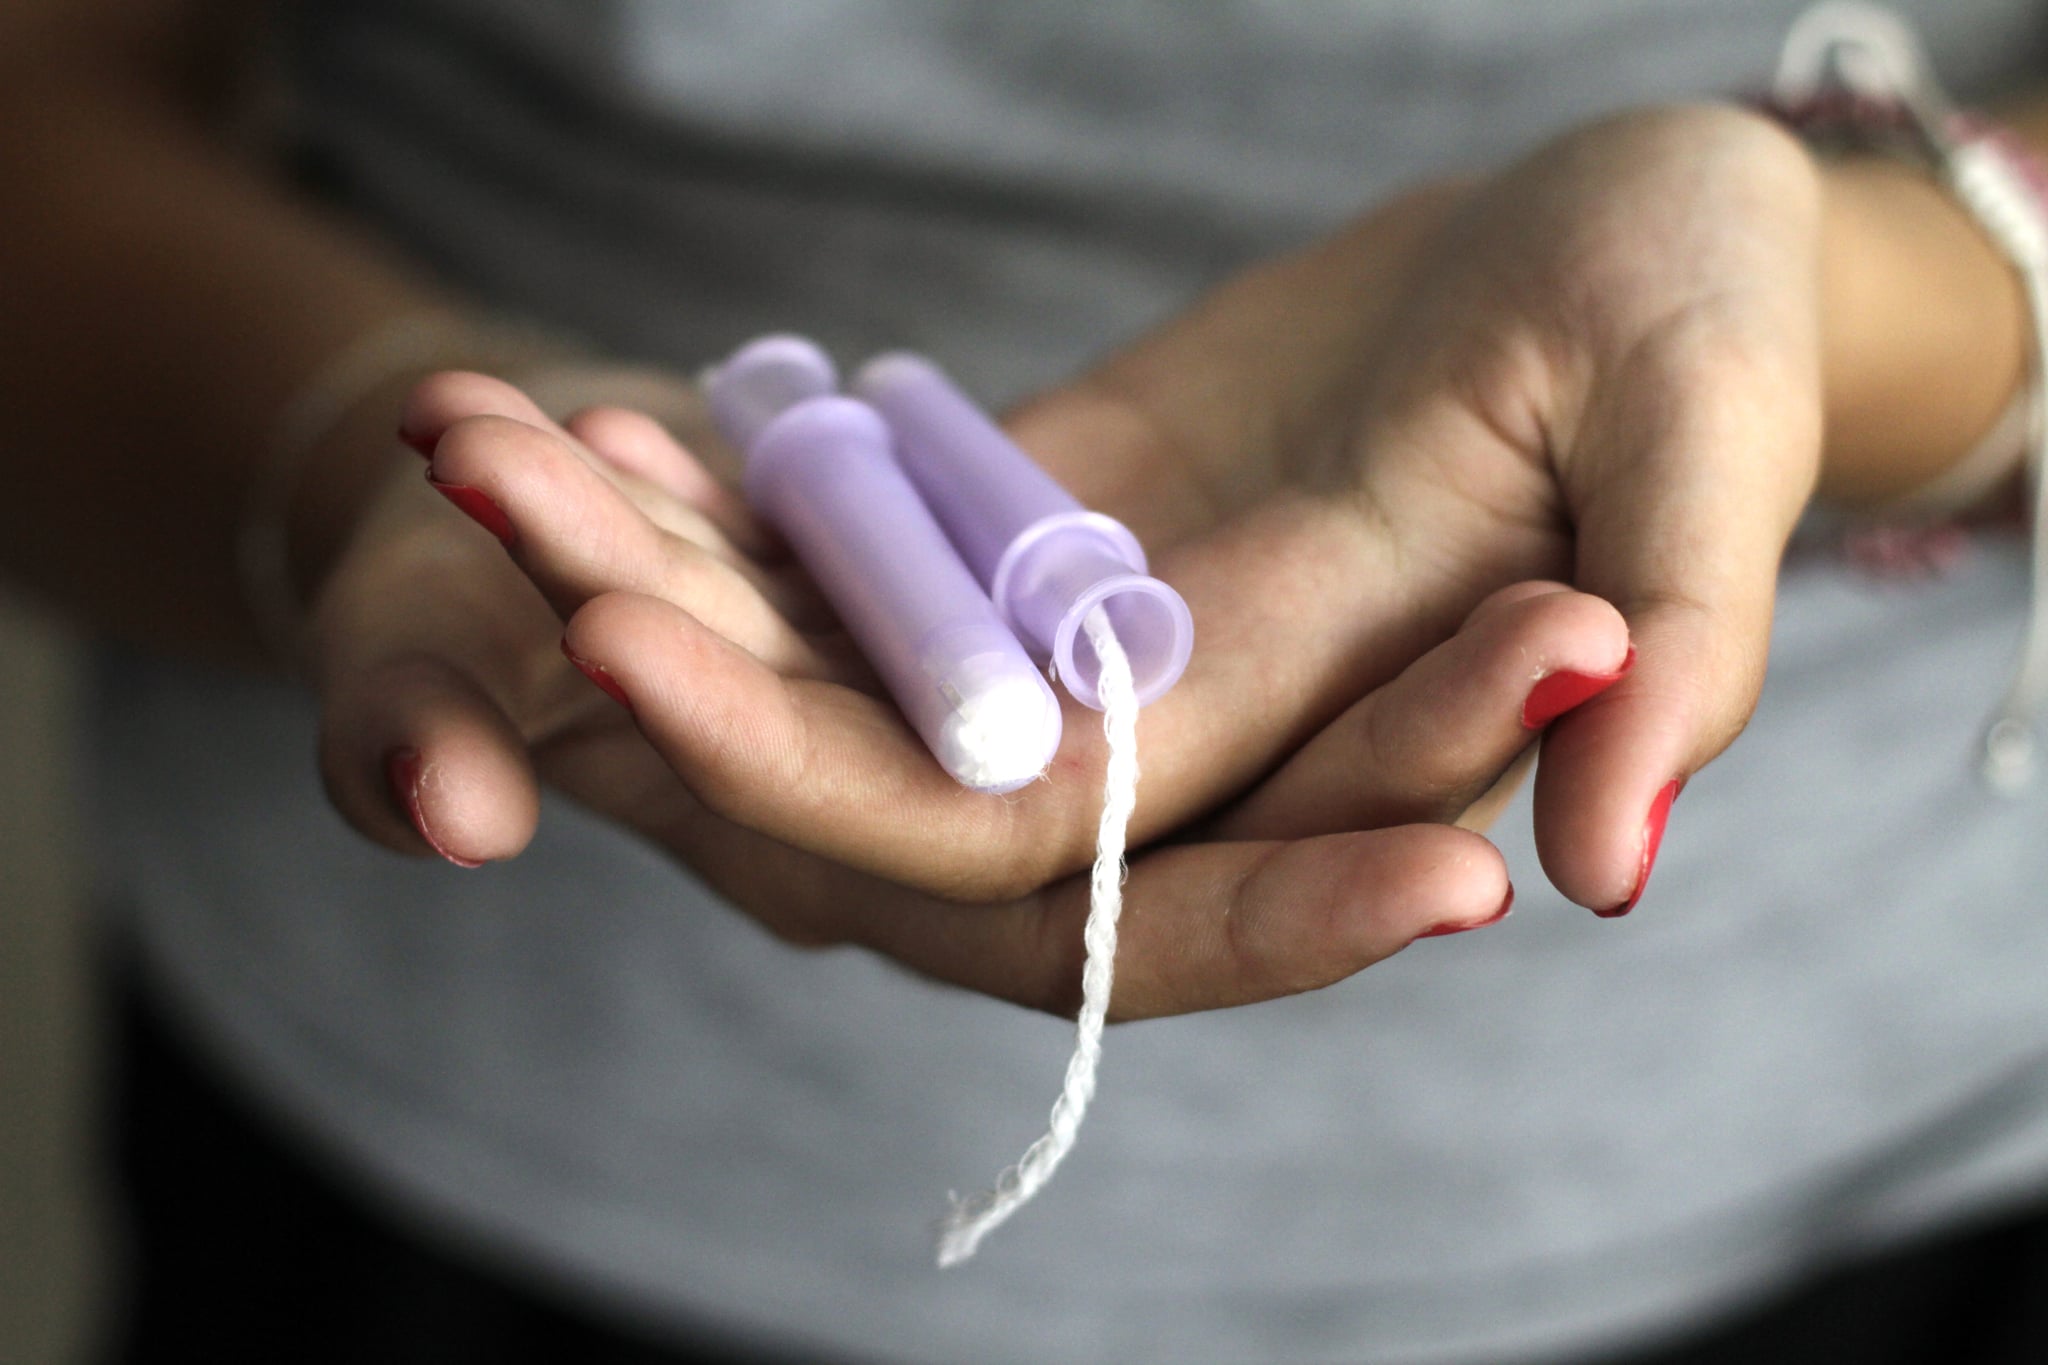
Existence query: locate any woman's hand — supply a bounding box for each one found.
[540,102,2016,915]
[305,99,2021,1014]
[305,368,1544,1019]
[469,104,1825,912]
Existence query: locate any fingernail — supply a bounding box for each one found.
[561,638,633,713]
[397,423,435,459]
[426,470,515,547]
[385,746,483,869]
[1418,885,1515,939]
[1522,644,1636,729]
[1596,778,1680,918]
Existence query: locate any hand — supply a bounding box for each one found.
[314,100,1904,1013]
[306,368,1550,1018]
[486,103,1828,914]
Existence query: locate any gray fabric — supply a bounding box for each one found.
[96,2,2048,1361]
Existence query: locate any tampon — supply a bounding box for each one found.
[852,353,1193,710]
[704,336,1063,793]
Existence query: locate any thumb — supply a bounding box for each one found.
[1534,334,1823,913]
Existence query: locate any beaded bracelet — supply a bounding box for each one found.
[1769,0,2048,793]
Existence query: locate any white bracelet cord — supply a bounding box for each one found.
[1777,2,2048,793]
[1960,151,2048,794]
[935,606,1140,1267]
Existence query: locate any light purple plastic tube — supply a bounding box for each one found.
[852,352,1193,710]
[703,336,1062,793]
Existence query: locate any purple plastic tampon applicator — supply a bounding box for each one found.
[703,336,1063,793]
[852,353,1193,710]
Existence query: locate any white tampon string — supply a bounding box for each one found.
[934,606,1140,1267]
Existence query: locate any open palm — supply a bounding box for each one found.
[311,104,1823,1014]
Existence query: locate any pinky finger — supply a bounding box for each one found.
[627,786,1514,1020]
[318,651,543,868]
[1063,824,1515,1020]
[853,823,1515,1018]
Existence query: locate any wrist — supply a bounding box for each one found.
[1814,151,2030,506]
[256,312,586,670]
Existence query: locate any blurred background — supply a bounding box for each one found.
[0,585,103,1364]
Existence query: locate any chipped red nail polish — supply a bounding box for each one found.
[425,470,515,547]
[385,746,483,869]
[397,423,436,459]
[1418,885,1515,939]
[561,638,633,713]
[1596,778,1680,918]
[1522,644,1636,729]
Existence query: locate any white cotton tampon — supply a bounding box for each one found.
[704,336,1063,792]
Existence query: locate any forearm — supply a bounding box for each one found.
[1814,102,2046,507]
[0,44,471,661]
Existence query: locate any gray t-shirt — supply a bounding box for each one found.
[96,2,2048,1361]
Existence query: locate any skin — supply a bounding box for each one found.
[0,2,2034,1017]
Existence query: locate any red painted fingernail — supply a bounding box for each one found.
[1596,778,1680,918]
[397,423,436,459]
[1522,644,1636,729]
[384,746,483,869]
[426,470,515,547]
[1419,885,1515,939]
[561,638,632,712]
